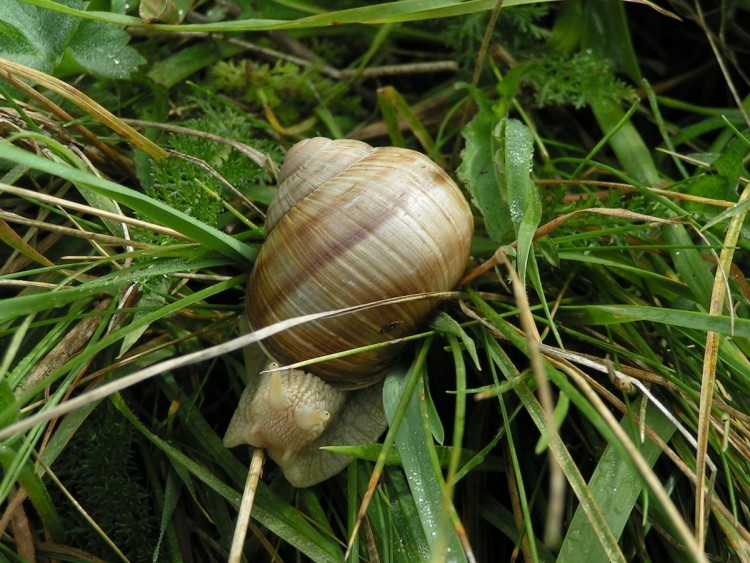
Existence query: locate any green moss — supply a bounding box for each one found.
[208,58,363,125]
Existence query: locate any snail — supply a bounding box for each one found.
[224,137,473,487]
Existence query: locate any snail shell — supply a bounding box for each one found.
[246,137,474,388]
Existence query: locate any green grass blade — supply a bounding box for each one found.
[383,360,466,561]
[557,399,677,562]
[0,142,256,263]
[21,0,556,31]
[559,304,750,339]
[661,224,715,308]
[579,0,660,187]
[0,257,232,324]
[589,98,660,186]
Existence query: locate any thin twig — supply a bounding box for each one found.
[494,248,564,547]
[0,57,167,160]
[693,1,750,128]
[538,178,737,208]
[693,179,750,547]
[342,61,458,78]
[228,448,266,563]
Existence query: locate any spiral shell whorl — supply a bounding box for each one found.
[266,138,374,234]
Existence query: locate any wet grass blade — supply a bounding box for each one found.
[557,399,677,562]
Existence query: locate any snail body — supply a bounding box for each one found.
[224,137,473,486]
[224,363,386,487]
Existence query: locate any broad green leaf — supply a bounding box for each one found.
[497,118,540,280]
[57,16,145,78]
[0,0,145,79]
[0,0,80,74]
[457,87,513,243]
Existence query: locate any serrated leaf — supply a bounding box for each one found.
[0,0,80,74]
[0,0,144,79]
[58,17,146,79]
